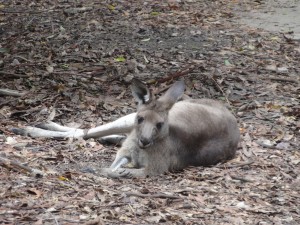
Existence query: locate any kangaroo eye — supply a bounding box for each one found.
[156,122,164,130]
[137,116,144,124]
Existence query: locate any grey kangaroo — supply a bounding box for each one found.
[103,79,240,178]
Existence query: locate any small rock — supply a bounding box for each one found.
[265,64,277,71]
[236,201,249,209]
[11,59,20,66]
[277,67,288,73]
[190,30,202,35]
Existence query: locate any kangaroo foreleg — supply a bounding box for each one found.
[108,130,143,170]
[109,146,133,170]
[99,167,146,178]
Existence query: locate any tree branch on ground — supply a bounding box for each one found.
[0,156,44,177]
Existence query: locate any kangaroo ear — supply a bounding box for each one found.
[159,80,185,110]
[130,78,152,106]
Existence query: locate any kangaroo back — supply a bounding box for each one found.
[109,79,240,177]
[168,99,239,168]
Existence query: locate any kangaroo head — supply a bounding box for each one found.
[130,79,185,149]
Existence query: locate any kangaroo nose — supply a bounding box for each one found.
[139,138,151,148]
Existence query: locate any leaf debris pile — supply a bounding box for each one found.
[0,0,299,224]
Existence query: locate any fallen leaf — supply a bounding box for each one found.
[114,56,126,62]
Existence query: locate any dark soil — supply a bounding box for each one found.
[0,0,299,224]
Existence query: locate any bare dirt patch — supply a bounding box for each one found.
[237,0,300,40]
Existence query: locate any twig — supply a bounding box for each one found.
[0,88,25,97]
[155,64,196,83]
[210,76,231,105]
[15,55,33,63]
[50,214,59,225]
[0,71,29,78]
[84,216,105,225]
[0,9,49,14]
[230,175,254,183]
[0,156,44,177]
[266,76,299,84]
[10,106,42,117]
[219,160,254,169]
[0,99,15,107]
[209,74,239,117]
[125,191,181,199]
[105,203,128,207]
[256,141,276,149]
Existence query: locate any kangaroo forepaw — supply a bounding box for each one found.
[111,168,146,178]
[108,169,133,179]
[99,168,132,179]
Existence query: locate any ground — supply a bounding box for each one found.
[0,0,299,224]
[238,0,300,39]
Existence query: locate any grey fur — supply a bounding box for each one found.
[102,79,240,178]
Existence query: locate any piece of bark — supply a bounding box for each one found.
[0,88,25,97]
[0,156,44,177]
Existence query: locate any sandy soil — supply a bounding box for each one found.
[237,0,300,39]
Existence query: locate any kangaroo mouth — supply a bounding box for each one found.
[138,140,152,149]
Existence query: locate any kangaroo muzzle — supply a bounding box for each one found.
[138,137,152,148]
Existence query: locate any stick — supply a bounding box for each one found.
[218,160,254,169]
[125,191,181,199]
[230,175,254,183]
[156,64,196,83]
[84,217,105,225]
[209,76,231,106]
[0,88,25,97]
[267,76,299,84]
[0,9,50,14]
[0,156,44,176]
[0,71,29,78]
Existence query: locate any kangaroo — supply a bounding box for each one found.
[103,79,240,178]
